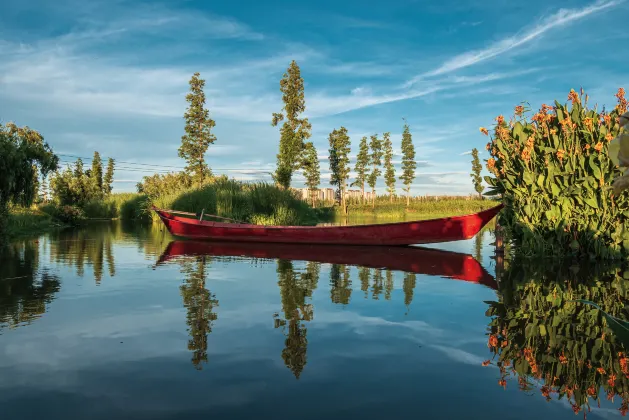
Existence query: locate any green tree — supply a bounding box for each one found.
[383,132,396,202]
[328,127,351,213]
[90,151,104,199]
[367,134,383,208]
[351,136,369,203]
[399,119,417,207]
[103,158,115,195]
[179,72,216,185]
[301,142,320,207]
[470,147,484,199]
[272,61,312,189]
[0,122,58,239]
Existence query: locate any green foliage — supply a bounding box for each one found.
[90,151,104,195]
[103,158,115,195]
[351,136,370,200]
[6,206,60,238]
[383,132,395,200]
[40,204,86,225]
[399,120,416,205]
[484,257,629,415]
[328,127,351,204]
[483,88,629,259]
[272,61,312,189]
[367,134,383,206]
[0,122,59,239]
[179,72,216,185]
[339,196,496,219]
[150,178,319,226]
[49,156,104,207]
[470,147,484,198]
[301,142,320,206]
[137,171,193,198]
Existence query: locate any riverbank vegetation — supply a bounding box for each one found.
[484,87,628,259]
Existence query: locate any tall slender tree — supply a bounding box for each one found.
[301,142,320,207]
[272,61,312,189]
[102,158,115,195]
[179,72,216,185]
[383,132,396,202]
[90,151,103,198]
[328,127,351,213]
[470,148,484,199]
[399,119,416,207]
[366,134,383,208]
[351,136,369,203]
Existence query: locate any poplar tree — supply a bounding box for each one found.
[351,136,369,203]
[301,142,320,207]
[90,151,103,197]
[366,134,382,208]
[103,158,115,195]
[383,132,396,202]
[272,61,312,189]
[399,120,416,207]
[328,127,351,213]
[179,72,216,185]
[470,147,484,199]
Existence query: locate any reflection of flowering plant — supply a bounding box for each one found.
[483,263,629,418]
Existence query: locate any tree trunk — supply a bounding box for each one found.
[390,193,393,203]
[361,184,365,205]
[406,192,410,208]
[372,189,376,208]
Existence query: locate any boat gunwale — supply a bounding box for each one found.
[153,203,504,231]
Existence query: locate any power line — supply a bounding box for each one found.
[57,153,186,170]
[57,160,273,174]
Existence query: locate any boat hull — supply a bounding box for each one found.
[153,203,503,246]
[157,240,498,290]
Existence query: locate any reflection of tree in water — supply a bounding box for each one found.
[0,240,60,331]
[403,272,416,311]
[371,269,383,300]
[274,259,319,379]
[483,258,629,417]
[179,256,219,370]
[330,264,352,305]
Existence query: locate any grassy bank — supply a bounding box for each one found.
[148,179,327,225]
[338,197,499,219]
[6,206,65,239]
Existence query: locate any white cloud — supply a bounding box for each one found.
[404,0,623,87]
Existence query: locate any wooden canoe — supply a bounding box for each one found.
[156,240,497,290]
[152,203,503,246]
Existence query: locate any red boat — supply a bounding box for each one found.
[152,203,503,246]
[156,240,498,289]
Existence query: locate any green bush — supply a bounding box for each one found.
[484,88,629,259]
[40,204,86,225]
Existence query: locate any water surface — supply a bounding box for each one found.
[1,221,627,419]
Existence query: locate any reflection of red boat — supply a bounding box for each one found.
[153,204,503,246]
[157,240,498,290]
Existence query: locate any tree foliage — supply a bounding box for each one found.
[272,61,312,189]
[367,134,383,207]
[103,158,115,195]
[399,120,416,206]
[328,127,351,210]
[383,132,396,201]
[301,142,320,206]
[49,152,112,207]
[90,151,104,194]
[470,147,484,198]
[351,136,370,202]
[0,122,58,238]
[179,72,216,185]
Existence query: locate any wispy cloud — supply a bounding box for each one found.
[405,0,623,87]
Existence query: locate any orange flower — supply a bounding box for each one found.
[584,117,594,131]
[585,144,591,150]
[616,87,628,113]
[541,385,551,398]
[598,367,607,375]
[487,158,496,172]
[606,133,614,142]
[587,385,596,396]
[485,142,491,151]
[571,404,581,415]
[514,105,524,116]
[482,360,491,366]
[501,339,508,348]
[496,115,505,125]
[550,128,557,135]
[620,356,629,375]
[498,379,506,388]
[608,373,617,387]
[568,89,580,104]
[557,149,566,161]
[480,127,489,136]
[604,114,612,125]
[559,352,568,365]
[594,142,603,152]
[488,334,498,348]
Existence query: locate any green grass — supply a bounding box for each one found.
[6,206,64,238]
[148,179,324,226]
[338,196,499,219]
[82,193,145,219]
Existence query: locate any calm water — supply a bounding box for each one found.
[1,221,628,419]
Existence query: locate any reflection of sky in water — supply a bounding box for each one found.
[0,226,621,419]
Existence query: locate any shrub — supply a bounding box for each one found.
[484,88,629,259]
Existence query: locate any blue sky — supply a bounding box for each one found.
[0,0,627,194]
